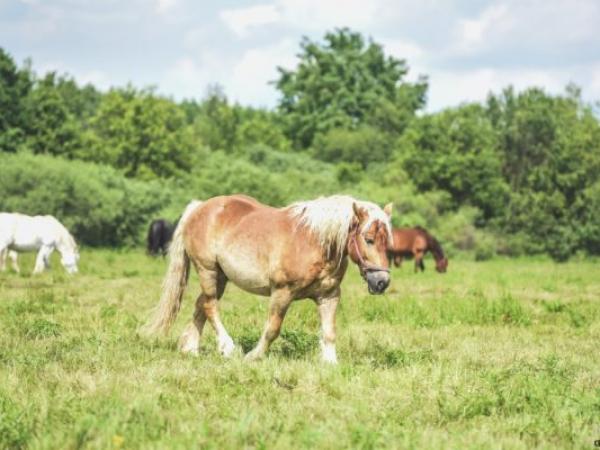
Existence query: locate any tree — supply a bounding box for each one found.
[21,72,84,157]
[398,104,508,222]
[0,48,32,152]
[487,85,600,258]
[275,28,427,149]
[192,86,240,153]
[313,125,393,168]
[88,87,197,179]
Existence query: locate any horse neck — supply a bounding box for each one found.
[56,228,75,255]
[423,231,444,261]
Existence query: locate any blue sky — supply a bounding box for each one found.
[1,0,599,111]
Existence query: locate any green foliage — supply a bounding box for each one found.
[574,181,600,254]
[487,86,600,258]
[86,87,197,179]
[21,73,83,157]
[313,125,393,168]
[0,152,166,246]
[184,145,342,206]
[191,86,239,153]
[398,104,509,221]
[275,28,426,148]
[0,49,31,152]
[1,39,600,259]
[473,230,498,261]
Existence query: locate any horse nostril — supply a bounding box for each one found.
[377,279,387,291]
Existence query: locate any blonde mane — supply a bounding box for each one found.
[287,195,392,257]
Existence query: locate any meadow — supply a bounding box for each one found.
[0,250,599,449]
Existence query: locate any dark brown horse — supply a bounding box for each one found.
[146,218,178,256]
[388,226,448,273]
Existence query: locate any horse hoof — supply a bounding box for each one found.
[244,350,263,362]
[180,346,199,356]
[218,337,236,358]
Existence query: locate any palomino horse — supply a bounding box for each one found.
[143,195,392,363]
[147,218,178,256]
[0,213,79,274]
[388,226,448,273]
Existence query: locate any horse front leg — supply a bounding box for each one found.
[33,245,53,274]
[316,288,340,364]
[245,288,292,361]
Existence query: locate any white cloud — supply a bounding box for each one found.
[77,70,111,90]
[426,67,568,111]
[220,4,281,37]
[4,0,600,110]
[381,38,424,62]
[162,55,224,99]
[276,0,380,31]
[161,38,297,105]
[37,60,111,90]
[156,0,177,15]
[219,0,382,37]
[229,38,297,105]
[454,4,512,54]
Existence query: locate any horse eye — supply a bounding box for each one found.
[365,238,375,245]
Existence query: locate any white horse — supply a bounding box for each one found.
[0,213,79,274]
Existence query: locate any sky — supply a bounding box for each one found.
[1,0,600,111]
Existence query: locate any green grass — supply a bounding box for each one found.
[1,250,599,449]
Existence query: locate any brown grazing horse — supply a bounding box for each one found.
[388,226,448,273]
[143,194,393,363]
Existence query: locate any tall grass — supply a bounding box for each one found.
[0,251,598,449]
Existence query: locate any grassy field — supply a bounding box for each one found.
[0,249,599,449]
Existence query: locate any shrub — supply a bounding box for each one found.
[0,152,167,246]
[474,230,497,261]
[312,126,393,168]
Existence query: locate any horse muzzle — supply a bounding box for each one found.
[366,270,390,295]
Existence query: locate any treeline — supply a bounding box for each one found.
[1,29,599,260]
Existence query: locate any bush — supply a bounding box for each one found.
[182,147,343,206]
[0,152,167,246]
[313,126,393,168]
[474,230,497,261]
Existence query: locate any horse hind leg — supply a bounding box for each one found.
[180,267,235,357]
[179,293,209,356]
[0,248,6,272]
[8,251,19,273]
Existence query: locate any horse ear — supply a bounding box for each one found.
[383,202,393,218]
[352,202,368,224]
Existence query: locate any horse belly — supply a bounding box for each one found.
[12,226,43,251]
[217,250,271,296]
[9,242,41,252]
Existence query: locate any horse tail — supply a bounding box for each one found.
[141,200,203,336]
